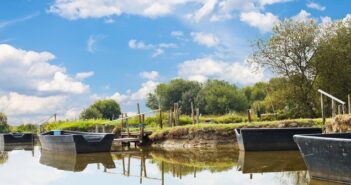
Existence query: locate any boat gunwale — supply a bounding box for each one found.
[294,132,351,142]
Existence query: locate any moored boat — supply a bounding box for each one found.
[0,133,34,144]
[235,127,322,151]
[294,133,351,184]
[39,130,114,153]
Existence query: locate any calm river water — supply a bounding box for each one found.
[0,144,342,185]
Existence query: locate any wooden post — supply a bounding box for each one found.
[348,94,351,114]
[332,100,336,117]
[170,109,174,127]
[121,114,124,130]
[247,109,252,122]
[140,114,144,144]
[191,102,195,124]
[137,103,141,123]
[338,105,342,115]
[320,95,326,126]
[167,110,171,127]
[196,108,200,124]
[95,124,99,133]
[125,113,130,137]
[159,109,163,129]
[174,103,179,126]
[102,124,106,133]
[343,105,346,114]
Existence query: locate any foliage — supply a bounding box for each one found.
[11,124,38,133]
[251,19,320,117]
[0,112,9,133]
[197,80,248,115]
[80,99,121,120]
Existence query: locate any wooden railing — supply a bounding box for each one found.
[318,89,346,126]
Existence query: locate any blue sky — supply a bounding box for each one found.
[0,0,350,124]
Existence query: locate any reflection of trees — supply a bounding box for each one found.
[150,147,239,176]
[0,152,8,165]
[277,171,310,185]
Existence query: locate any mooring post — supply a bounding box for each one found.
[170,109,174,127]
[95,124,99,133]
[320,94,326,126]
[137,103,141,123]
[332,100,336,117]
[102,124,106,133]
[338,105,342,115]
[121,113,124,131]
[191,102,195,124]
[159,109,163,129]
[342,104,346,114]
[348,94,351,114]
[125,113,130,137]
[140,114,145,144]
[247,109,252,122]
[196,108,200,124]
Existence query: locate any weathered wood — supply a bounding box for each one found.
[170,109,174,127]
[140,114,145,143]
[191,102,195,124]
[159,109,163,129]
[349,94,351,114]
[125,113,130,137]
[137,103,141,123]
[196,108,200,124]
[320,95,326,126]
[247,109,252,122]
[343,104,346,114]
[332,100,336,117]
[318,89,345,104]
[338,105,342,115]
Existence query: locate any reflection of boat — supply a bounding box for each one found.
[294,133,351,184]
[40,150,116,172]
[238,151,306,173]
[0,133,34,144]
[39,130,114,153]
[235,128,322,151]
[0,144,34,152]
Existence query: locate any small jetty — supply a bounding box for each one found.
[0,133,34,144]
[39,130,114,153]
[235,127,322,151]
[294,133,351,184]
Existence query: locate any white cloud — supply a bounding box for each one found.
[38,72,89,94]
[187,0,217,22]
[178,58,265,85]
[259,0,290,6]
[191,32,219,47]
[0,12,39,29]
[292,10,312,22]
[0,92,66,117]
[171,31,184,37]
[139,71,159,80]
[307,2,326,11]
[128,39,176,57]
[240,11,279,33]
[75,71,95,80]
[86,34,106,53]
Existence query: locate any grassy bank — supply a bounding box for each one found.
[149,118,323,141]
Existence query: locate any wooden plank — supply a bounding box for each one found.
[318,89,345,104]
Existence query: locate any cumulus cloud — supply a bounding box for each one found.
[139,71,159,80]
[128,39,176,57]
[292,10,312,22]
[307,2,326,11]
[191,32,219,47]
[240,11,279,33]
[178,58,265,85]
[187,0,217,22]
[259,0,290,6]
[0,44,92,124]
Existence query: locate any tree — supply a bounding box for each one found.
[0,112,10,133]
[251,19,320,117]
[147,79,201,114]
[80,99,121,120]
[197,80,248,115]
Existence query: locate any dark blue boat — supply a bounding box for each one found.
[294,133,351,184]
[235,127,322,151]
[39,130,114,153]
[0,133,34,144]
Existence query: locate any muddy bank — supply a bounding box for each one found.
[150,120,320,148]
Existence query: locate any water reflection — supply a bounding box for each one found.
[0,145,345,185]
[40,151,115,172]
[238,151,306,173]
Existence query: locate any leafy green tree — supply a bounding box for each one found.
[0,112,10,133]
[80,99,121,120]
[197,80,248,115]
[147,79,201,114]
[251,19,320,117]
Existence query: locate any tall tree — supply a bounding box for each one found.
[251,19,320,117]
[80,99,121,120]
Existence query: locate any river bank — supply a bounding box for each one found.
[150,119,322,148]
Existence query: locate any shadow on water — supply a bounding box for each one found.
[0,143,35,165]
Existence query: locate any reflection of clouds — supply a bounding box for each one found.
[0,149,65,185]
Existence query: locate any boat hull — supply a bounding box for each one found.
[294,133,351,184]
[0,133,34,144]
[39,131,114,153]
[235,127,322,151]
